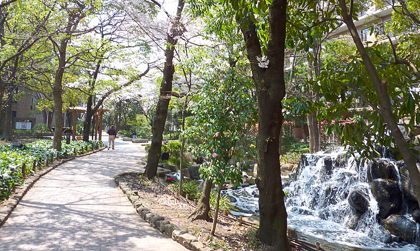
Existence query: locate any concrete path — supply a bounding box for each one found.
[0,135,188,251]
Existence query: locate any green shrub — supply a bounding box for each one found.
[0,139,104,201]
[168,180,201,200]
[280,152,301,164]
[161,155,189,169]
[119,130,131,137]
[32,123,50,135]
[210,189,232,213]
[244,228,262,248]
[281,135,309,154]
[145,144,170,154]
[76,120,84,135]
[12,129,31,136]
[168,141,182,158]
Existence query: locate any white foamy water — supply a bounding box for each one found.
[224,149,420,250]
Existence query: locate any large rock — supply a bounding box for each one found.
[160,152,169,160]
[181,168,190,179]
[188,165,201,180]
[367,160,399,183]
[398,163,418,203]
[348,188,369,214]
[371,179,402,219]
[168,165,177,172]
[412,209,420,224]
[253,164,258,177]
[156,168,171,177]
[132,139,148,143]
[382,215,417,243]
[324,157,333,175]
[346,213,361,230]
[158,163,170,170]
[184,152,193,163]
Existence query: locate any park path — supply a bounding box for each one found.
[0,135,188,251]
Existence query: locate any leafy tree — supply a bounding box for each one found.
[144,0,186,179]
[0,0,54,140]
[336,0,420,206]
[78,1,153,142]
[38,0,102,150]
[187,63,257,235]
[188,0,292,247]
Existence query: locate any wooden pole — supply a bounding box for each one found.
[94,114,99,140]
[22,163,26,178]
[99,111,103,141]
[72,110,77,141]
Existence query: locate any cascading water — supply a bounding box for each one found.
[224,148,420,250]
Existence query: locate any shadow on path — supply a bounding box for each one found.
[0,135,187,251]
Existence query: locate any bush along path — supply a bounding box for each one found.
[0,140,104,227]
[0,140,104,202]
[0,138,188,251]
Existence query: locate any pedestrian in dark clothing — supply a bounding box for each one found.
[107,126,117,150]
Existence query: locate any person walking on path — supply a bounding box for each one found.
[105,124,109,132]
[107,125,117,150]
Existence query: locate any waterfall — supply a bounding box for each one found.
[224,148,420,250]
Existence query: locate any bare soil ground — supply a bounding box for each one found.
[123,174,308,251]
[124,174,261,250]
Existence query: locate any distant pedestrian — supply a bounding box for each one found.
[107,125,117,150]
[105,124,109,132]
[132,130,137,139]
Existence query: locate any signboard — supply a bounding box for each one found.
[16,122,32,130]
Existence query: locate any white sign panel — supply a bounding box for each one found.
[16,122,32,130]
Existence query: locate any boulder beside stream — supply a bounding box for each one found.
[382,215,417,244]
[348,189,369,214]
[371,179,402,219]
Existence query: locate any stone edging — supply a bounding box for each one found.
[0,146,107,228]
[114,172,214,251]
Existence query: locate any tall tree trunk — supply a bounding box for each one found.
[188,178,212,221]
[53,84,63,150]
[47,110,53,129]
[83,94,94,142]
[2,86,12,140]
[239,0,290,249]
[52,43,67,151]
[179,100,187,195]
[145,0,185,179]
[340,0,420,207]
[210,185,222,236]
[0,10,6,123]
[307,112,316,153]
[306,59,319,153]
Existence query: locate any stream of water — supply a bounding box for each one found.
[223,149,420,250]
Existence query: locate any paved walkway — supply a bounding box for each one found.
[0,135,188,251]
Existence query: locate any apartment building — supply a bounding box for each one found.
[329,5,393,42]
[9,90,45,130]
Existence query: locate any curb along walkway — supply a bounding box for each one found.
[0,135,188,251]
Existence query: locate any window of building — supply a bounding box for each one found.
[31,98,34,110]
[361,28,369,41]
[12,111,16,118]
